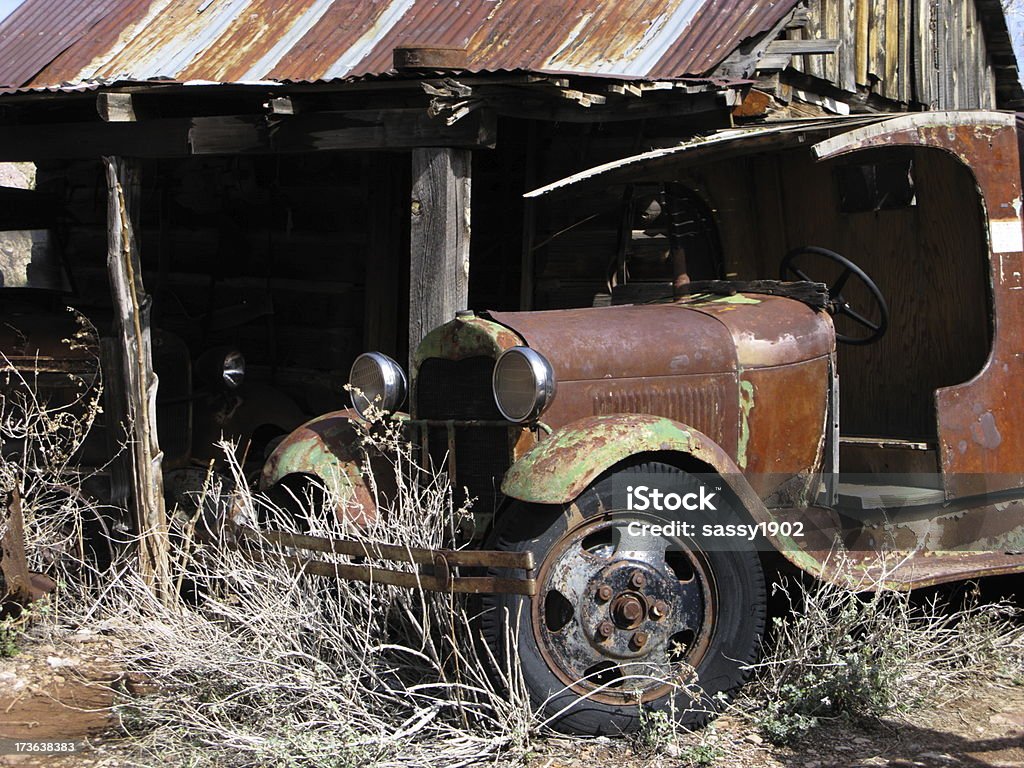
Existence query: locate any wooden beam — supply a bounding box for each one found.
[104,156,171,602]
[0,120,190,160]
[97,92,137,122]
[408,147,471,368]
[189,108,496,154]
[765,38,841,54]
[0,108,495,161]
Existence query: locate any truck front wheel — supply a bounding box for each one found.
[479,462,766,735]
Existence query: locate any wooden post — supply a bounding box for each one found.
[408,148,471,368]
[104,156,171,602]
[365,153,405,360]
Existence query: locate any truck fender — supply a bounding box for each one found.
[501,414,754,504]
[260,408,395,527]
[501,413,831,582]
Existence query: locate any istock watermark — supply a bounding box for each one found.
[624,484,719,512]
[610,472,815,552]
[608,471,1024,553]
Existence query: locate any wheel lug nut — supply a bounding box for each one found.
[621,601,643,623]
[596,621,615,641]
[631,631,649,650]
[651,600,669,620]
[596,585,613,602]
[629,571,646,589]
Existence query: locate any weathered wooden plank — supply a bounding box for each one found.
[913,0,932,107]
[0,120,190,160]
[821,0,839,85]
[856,0,870,85]
[868,0,885,85]
[190,108,497,154]
[937,0,954,109]
[840,0,858,91]
[408,148,471,368]
[0,109,496,161]
[766,38,841,54]
[96,92,137,122]
[885,0,900,100]
[104,156,171,602]
[963,0,978,107]
[899,0,912,103]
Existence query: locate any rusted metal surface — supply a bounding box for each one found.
[531,513,713,705]
[813,111,1024,501]
[684,293,835,368]
[490,295,832,474]
[1,487,55,604]
[0,308,99,374]
[489,304,738,379]
[525,115,889,200]
[260,408,387,527]
[739,357,830,496]
[503,414,704,505]
[412,313,521,387]
[0,0,799,91]
[233,526,536,595]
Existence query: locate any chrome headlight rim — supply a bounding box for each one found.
[222,350,246,390]
[349,351,408,418]
[492,346,556,424]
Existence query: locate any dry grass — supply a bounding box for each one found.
[0,309,110,585]
[3,359,1024,766]
[50,415,540,768]
[736,558,1024,745]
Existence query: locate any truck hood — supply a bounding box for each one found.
[487,293,833,380]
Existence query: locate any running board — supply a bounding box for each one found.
[835,483,945,511]
[230,528,537,596]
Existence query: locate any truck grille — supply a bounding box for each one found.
[415,356,511,517]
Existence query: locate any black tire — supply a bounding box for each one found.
[479,462,766,735]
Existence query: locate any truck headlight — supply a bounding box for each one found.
[493,347,556,423]
[197,347,245,389]
[222,350,245,389]
[349,352,407,418]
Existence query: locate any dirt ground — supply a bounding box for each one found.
[0,630,1021,768]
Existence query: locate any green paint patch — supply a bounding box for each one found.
[502,414,693,503]
[737,379,755,470]
[710,293,761,305]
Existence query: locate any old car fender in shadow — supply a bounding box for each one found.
[260,408,398,527]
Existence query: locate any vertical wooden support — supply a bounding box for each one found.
[365,153,405,359]
[855,0,869,85]
[408,147,471,368]
[104,156,171,601]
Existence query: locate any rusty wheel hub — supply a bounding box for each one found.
[532,515,715,705]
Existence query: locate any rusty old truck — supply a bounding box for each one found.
[257,110,1024,734]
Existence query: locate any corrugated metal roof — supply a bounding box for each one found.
[0,0,799,91]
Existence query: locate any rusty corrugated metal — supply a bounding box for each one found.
[0,0,799,91]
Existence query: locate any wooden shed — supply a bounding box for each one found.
[0,0,1018,556]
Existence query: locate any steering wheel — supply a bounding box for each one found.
[779,246,889,345]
